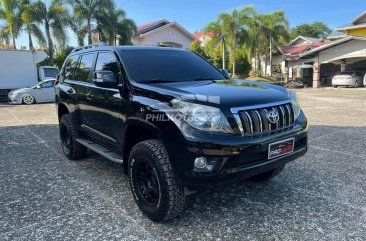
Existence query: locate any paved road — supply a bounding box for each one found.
[0,88,365,241]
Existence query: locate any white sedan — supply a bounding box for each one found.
[332,71,364,88]
[8,79,56,104]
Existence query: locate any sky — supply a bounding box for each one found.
[15,0,366,48]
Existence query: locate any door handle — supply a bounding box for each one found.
[66,88,76,94]
[86,93,94,100]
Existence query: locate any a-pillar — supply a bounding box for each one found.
[313,63,321,88]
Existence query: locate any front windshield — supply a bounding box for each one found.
[120,49,226,82]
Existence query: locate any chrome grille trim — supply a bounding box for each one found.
[244,112,254,135]
[231,102,295,137]
[254,110,263,133]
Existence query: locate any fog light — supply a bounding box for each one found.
[193,157,217,173]
[194,157,207,168]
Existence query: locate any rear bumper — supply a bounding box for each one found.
[162,111,308,188]
[332,79,355,86]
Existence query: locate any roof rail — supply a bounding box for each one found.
[72,42,107,52]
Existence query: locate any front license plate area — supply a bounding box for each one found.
[268,138,295,159]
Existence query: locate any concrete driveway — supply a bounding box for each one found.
[0,88,365,240]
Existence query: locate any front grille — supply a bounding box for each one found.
[235,103,295,136]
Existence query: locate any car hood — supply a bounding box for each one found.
[9,88,33,95]
[135,79,291,108]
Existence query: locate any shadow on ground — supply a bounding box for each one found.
[0,124,365,240]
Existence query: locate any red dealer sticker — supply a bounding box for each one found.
[268,138,295,159]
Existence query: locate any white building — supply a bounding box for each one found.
[132,19,196,49]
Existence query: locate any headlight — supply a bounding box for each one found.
[288,90,301,119]
[173,101,233,134]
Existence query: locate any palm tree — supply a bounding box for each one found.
[0,0,24,49]
[23,0,69,64]
[69,0,114,45]
[70,17,87,46]
[21,2,46,50]
[217,6,255,76]
[95,6,136,45]
[266,11,289,76]
[0,26,10,47]
[204,19,227,69]
[257,14,272,76]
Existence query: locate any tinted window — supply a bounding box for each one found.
[120,50,226,82]
[95,52,119,75]
[40,81,54,88]
[64,55,79,80]
[77,53,95,82]
[44,68,59,78]
[339,71,354,75]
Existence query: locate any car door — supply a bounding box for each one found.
[40,80,55,102]
[35,80,54,102]
[61,54,81,115]
[77,51,122,146]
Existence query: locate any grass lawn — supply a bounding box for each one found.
[246,76,282,84]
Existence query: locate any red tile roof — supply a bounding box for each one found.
[278,42,328,59]
[193,32,215,39]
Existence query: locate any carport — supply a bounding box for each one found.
[299,36,366,87]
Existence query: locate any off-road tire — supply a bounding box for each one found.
[128,139,185,222]
[59,114,87,160]
[249,165,285,182]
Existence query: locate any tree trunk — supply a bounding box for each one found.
[232,34,236,77]
[87,19,92,44]
[254,35,258,74]
[257,51,261,76]
[45,20,54,65]
[28,29,34,50]
[269,37,273,76]
[12,35,16,49]
[222,40,225,69]
[264,46,268,77]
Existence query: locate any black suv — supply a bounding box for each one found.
[55,43,308,222]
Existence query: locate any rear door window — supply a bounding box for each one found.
[77,53,96,82]
[64,55,79,80]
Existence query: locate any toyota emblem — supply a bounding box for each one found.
[267,109,279,124]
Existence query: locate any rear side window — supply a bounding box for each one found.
[64,55,79,80]
[95,52,120,75]
[77,53,95,82]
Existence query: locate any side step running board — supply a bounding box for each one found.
[76,138,123,164]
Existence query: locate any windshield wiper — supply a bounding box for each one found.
[138,79,179,83]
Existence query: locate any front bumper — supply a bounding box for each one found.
[161,111,308,188]
[8,95,20,104]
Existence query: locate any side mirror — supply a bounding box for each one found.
[55,74,60,85]
[93,70,118,88]
[219,69,230,78]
